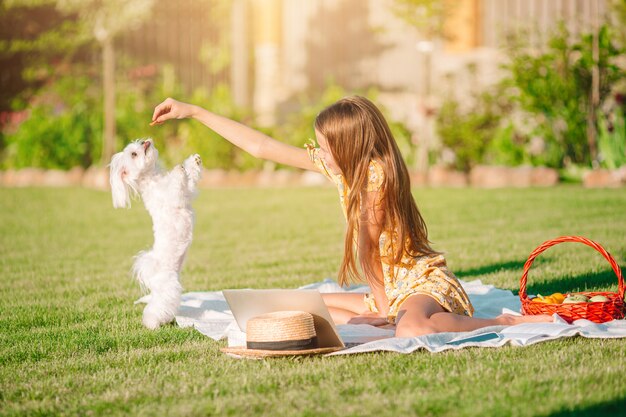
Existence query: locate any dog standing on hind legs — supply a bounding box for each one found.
[109,138,202,329]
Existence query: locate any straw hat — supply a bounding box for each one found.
[221,310,342,358]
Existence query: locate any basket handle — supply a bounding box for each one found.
[519,236,625,301]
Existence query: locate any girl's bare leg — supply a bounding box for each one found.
[321,293,371,324]
[395,294,553,338]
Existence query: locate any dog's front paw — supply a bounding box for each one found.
[182,154,202,194]
[183,154,202,177]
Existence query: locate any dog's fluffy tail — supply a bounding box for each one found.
[132,250,159,293]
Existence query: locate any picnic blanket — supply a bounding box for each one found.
[154,279,626,355]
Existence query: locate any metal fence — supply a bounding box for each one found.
[481,0,608,48]
[117,0,231,93]
[114,0,611,104]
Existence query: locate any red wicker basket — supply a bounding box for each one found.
[520,236,625,323]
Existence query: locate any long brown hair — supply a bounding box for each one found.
[314,96,438,286]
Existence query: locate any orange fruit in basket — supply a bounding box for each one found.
[532,295,551,303]
[550,292,565,304]
[532,293,564,304]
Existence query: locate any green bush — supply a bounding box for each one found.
[483,123,526,167]
[2,74,103,169]
[0,67,254,171]
[598,106,626,169]
[436,88,505,172]
[436,23,626,172]
[503,23,625,168]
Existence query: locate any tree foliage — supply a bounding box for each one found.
[391,0,454,39]
[0,1,89,113]
[54,0,155,42]
[436,84,510,172]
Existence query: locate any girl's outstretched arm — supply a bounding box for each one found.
[151,98,315,171]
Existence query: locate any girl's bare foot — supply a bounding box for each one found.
[496,313,553,326]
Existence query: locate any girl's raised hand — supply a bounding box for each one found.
[150,98,197,126]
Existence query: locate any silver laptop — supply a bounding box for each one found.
[222,289,345,348]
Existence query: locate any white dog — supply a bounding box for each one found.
[109,139,202,329]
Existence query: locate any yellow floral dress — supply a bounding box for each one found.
[306,144,474,323]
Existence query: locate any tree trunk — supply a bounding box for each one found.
[101,36,116,165]
[588,0,600,168]
[415,45,433,173]
[231,0,250,108]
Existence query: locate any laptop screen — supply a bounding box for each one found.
[222,289,345,348]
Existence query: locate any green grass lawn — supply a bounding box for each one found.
[1,185,626,416]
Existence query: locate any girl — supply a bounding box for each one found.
[151,96,552,337]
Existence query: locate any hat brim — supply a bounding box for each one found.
[221,346,343,358]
